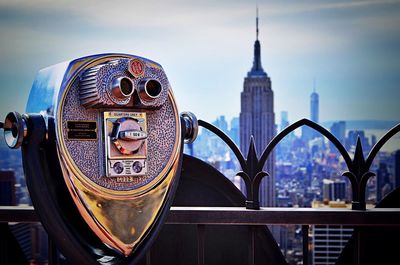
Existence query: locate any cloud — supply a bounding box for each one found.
[264,0,400,16]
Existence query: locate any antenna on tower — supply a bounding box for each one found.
[256,5,259,40]
[313,78,316,93]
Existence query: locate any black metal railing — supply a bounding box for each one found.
[200,118,400,210]
[1,206,400,265]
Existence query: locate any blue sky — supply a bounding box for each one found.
[0,0,399,125]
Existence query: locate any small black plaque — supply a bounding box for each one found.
[67,121,97,130]
[67,130,97,140]
[67,121,97,140]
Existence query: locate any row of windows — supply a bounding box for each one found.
[312,241,346,246]
[314,258,341,262]
[314,227,353,231]
[314,225,353,229]
[314,252,340,259]
[314,236,351,240]
[314,250,343,254]
[315,246,345,251]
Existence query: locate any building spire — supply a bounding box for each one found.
[248,6,267,77]
[256,5,259,40]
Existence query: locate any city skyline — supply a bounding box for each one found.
[0,1,400,124]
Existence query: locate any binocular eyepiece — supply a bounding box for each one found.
[111,76,135,100]
[79,58,166,109]
[138,78,163,101]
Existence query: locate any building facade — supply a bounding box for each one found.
[0,170,16,206]
[395,150,400,189]
[312,224,353,265]
[240,13,275,206]
[311,201,353,265]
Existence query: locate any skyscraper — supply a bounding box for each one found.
[322,179,346,201]
[229,117,240,146]
[240,10,275,206]
[346,130,370,154]
[311,201,353,265]
[330,121,346,143]
[302,83,320,142]
[310,82,319,124]
[213,116,228,134]
[330,121,346,152]
[280,111,289,132]
[312,224,353,265]
[376,162,391,202]
[0,170,16,206]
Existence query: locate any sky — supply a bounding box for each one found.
[0,0,400,126]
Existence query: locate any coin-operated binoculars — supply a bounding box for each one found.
[1,54,198,264]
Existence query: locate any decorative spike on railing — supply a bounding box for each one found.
[198,119,400,211]
[237,137,269,209]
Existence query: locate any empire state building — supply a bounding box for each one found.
[240,12,275,207]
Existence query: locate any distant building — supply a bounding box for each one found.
[229,117,240,146]
[310,87,319,124]
[395,150,400,188]
[322,179,346,201]
[302,86,319,142]
[212,115,228,134]
[280,111,289,131]
[376,162,391,202]
[311,201,353,265]
[0,170,16,206]
[312,224,353,265]
[346,130,370,154]
[330,121,346,146]
[240,12,275,206]
[371,134,377,147]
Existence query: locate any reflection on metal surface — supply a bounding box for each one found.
[59,148,180,255]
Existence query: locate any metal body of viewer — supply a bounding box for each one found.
[0,53,198,264]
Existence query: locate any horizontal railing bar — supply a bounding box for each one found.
[0,206,38,223]
[165,207,400,226]
[2,206,400,226]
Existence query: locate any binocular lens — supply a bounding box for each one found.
[120,77,134,97]
[145,80,162,98]
[111,77,134,100]
[138,79,162,102]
